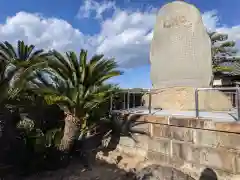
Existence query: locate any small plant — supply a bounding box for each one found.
[111,113,149,141]
[17,115,63,153]
[98,113,150,153]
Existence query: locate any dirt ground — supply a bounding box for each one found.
[23,159,135,180]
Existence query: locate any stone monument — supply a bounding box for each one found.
[144,0,232,111]
[150,0,212,88]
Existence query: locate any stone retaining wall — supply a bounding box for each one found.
[114,113,240,180]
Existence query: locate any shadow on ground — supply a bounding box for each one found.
[22,159,134,180]
[4,153,220,180]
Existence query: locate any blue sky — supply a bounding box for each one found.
[0,0,239,88]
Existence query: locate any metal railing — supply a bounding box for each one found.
[195,87,240,120]
[110,87,240,121]
[109,88,152,112]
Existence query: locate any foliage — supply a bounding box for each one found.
[17,116,63,152]
[209,32,240,74]
[0,40,49,103]
[27,49,122,151]
[3,31,240,176]
[30,50,121,119]
[0,40,123,177]
[106,114,150,142]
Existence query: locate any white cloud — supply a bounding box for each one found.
[202,10,240,41]
[202,10,240,55]
[202,10,219,32]
[96,9,156,67]
[217,25,240,41]
[0,12,95,53]
[0,1,240,69]
[77,0,116,19]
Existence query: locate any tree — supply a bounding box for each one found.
[31,49,122,152]
[209,32,240,74]
[0,40,49,102]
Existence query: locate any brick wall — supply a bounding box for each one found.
[114,113,240,180]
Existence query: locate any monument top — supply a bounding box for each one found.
[150,0,212,88]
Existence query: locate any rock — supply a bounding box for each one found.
[135,164,195,180]
[150,1,212,89]
[143,87,232,111]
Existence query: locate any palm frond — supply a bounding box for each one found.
[3,41,17,58]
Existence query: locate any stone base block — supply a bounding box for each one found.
[143,87,233,111]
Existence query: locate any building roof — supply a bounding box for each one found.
[218,60,240,76]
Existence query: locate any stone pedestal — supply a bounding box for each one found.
[143,87,232,111]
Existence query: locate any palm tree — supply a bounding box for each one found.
[0,40,49,102]
[31,49,122,152]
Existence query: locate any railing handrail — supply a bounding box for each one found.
[196,87,239,91]
[117,88,152,93]
[118,87,239,93]
[111,87,240,121]
[195,87,240,120]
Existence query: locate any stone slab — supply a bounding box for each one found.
[150,1,212,88]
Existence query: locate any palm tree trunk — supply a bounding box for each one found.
[59,113,79,152]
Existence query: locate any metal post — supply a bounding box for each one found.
[148,89,152,114]
[123,92,126,109]
[127,89,130,110]
[195,89,199,118]
[237,85,240,121]
[235,85,238,109]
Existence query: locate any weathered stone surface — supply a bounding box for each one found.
[172,142,199,162]
[150,1,212,88]
[135,135,149,149]
[143,87,232,111]
[215,122,240,134]
[148,138,170,154]
[151,124,171,138]
[119,136,135,147]
[170,126,194,143]
[195,129,240,149]
[133,123,150,131]
[194,129,219,147]
[110,113,240,179]
[135,164,195,180]
[146,115,168,124]
[233,155,240,173]
[147,151,170,164]
[231,175,240,180]
[172,142,236,172]
[199,148,236,173]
